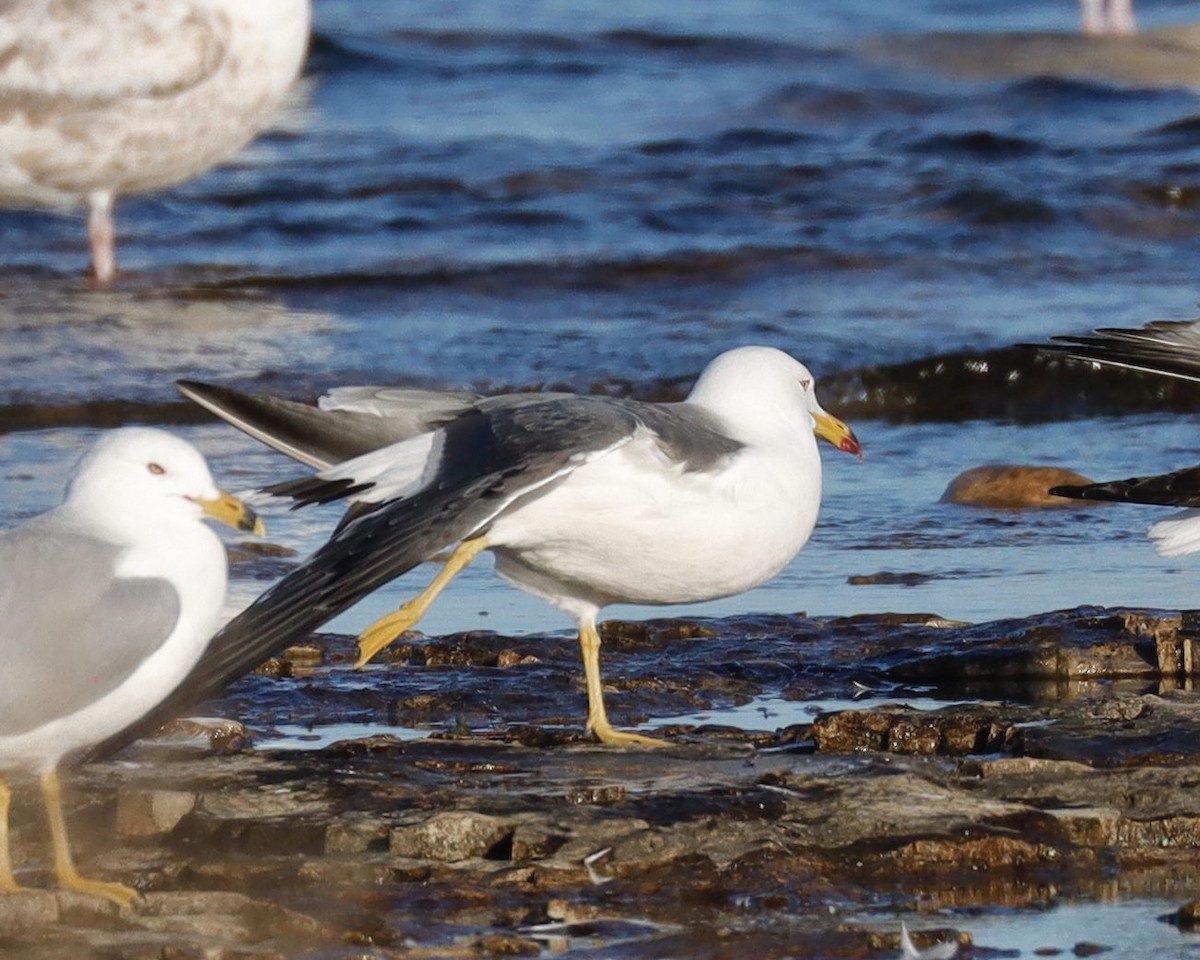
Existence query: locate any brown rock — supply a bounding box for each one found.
[116,789,197,837]
[940,464,1096,508]
[323,815,390,855]
[1178,899,1200,931]
[472,933,541,956]
[812,709,894,752]
[133,891,325,943]
[0,892,59,933]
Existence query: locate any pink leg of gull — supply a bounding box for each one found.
[1080,0,1136,35]
[1107,0,1136,34]
[87,190,116,285]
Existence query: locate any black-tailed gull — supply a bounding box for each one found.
[142,345,862,749]
[0,0,311,284]
[1044,320,1200,555]
[0,427,262,905]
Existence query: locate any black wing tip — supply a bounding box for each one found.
[1046,482,1121,502]
[265,474,373,507]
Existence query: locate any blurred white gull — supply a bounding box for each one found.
[0,0,311,284]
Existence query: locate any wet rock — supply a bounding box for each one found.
[1176,899,1200,930]
[132,891,325,942]
[281,645,323,667]
[389,810,514,861]
[226,538,297,567]
[940,464,1096,508]
[812,707,1010,756]
[323,814,390,855]
[116,789,197,837]
[848,571,937,586]
[0,891,59,932]
[472,933,542,956]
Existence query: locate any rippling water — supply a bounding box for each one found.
[5,1,1200,952]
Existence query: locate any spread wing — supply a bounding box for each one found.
[176,380,482,470]
[93,395,643,752]
[97,391,744,754]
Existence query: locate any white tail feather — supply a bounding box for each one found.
[1149,510,1200,557]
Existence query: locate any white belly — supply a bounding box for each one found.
[487,441,822,613]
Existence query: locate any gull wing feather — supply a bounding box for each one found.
[177,380,446,471]
[1044,319,1200,383]
[0,521,181,736]
[320,385,482,424]
[1051,464,1200,557]
[94,395,652,754]
[1050,463,1200,508]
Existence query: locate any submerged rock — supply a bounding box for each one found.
[940,464,1097,508]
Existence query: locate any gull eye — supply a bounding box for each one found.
[798,378,811,391]
[147,462,166,476]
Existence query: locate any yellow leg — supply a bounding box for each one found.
[355,536,489,669]
[579,617,666,748]
[0,779,28,894]
[40,770,138,908]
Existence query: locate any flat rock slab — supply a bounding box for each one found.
[8,606,1200,957]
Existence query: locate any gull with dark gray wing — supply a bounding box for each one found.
[128,346,860,749]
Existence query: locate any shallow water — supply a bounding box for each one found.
[861,901,1200,958]
[5,1,1200,955]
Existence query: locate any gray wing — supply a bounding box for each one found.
[626,400,743,472]
[1042,320,1200,383]
[175,380,741,474]
[0,521,181,737]
[0,0,227,103]
[96,394,742,754]
[176,380,481,470]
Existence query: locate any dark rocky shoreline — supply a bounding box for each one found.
[8,341,1200,435]
[6,607,1200,958]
